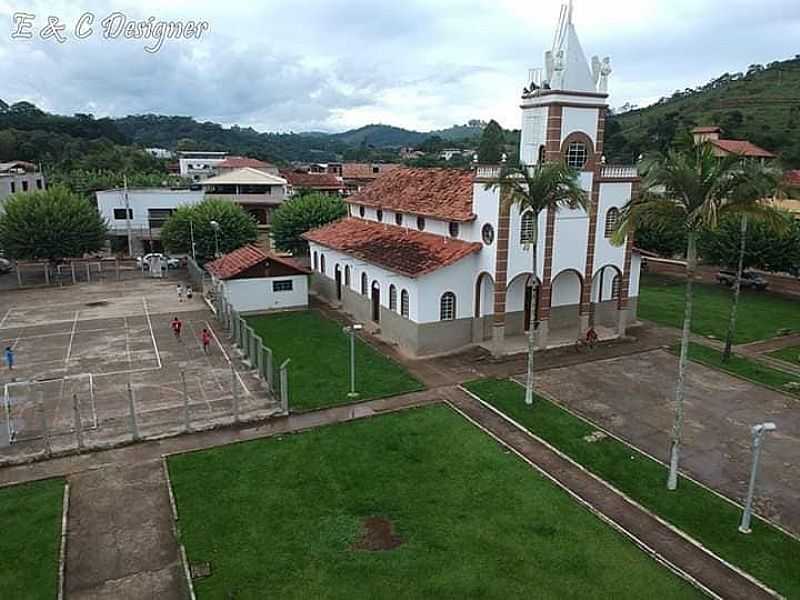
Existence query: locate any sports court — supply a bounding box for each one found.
[0,278,277,461]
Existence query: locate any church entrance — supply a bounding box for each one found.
[371,282,380,323]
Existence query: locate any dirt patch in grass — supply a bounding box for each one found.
[351,517,403,551]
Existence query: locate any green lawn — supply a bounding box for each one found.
[246,310,422,411]
[0,479,64,599]
[465,379,800,598]
[769,344,800,367]
[684,343,800,398]
[639,274,800,343]
[168,405,700,599]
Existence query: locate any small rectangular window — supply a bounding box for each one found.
[10,182,15,193]
[113,208,133,220]
[273,280,294,292]
[22,180,29,192]
[36,179,43,190]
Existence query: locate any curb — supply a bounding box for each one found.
[457,385,784,600]
[57,481,70,600]
[161,457,196,600]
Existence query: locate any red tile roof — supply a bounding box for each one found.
[785,170,800,187]
[279,169,343,190]
[302,218,481,278]
[691,126,722,134]
[206,245,310,279]
[710,139,775,158]
[347,168,476,222]
[206,244,268,280]
[217,156,275,169]
[341,163,401,180]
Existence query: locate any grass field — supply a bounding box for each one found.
[247,311,422,411]
[168,405,700,599]
[684,343,800,398]
[465,379,800,598]
[0,479,64,599]
[769,344,800,366]
[639,274,800,343]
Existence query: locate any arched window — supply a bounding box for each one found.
[361,272,368,295]
[400,289,409,317]
[565,141,588,170]
[395,212,403,226]
[605,208,620,238]
[320,254,326,275]
[417,216,426,231]
[611,275,621,300]
[345,265,351,286]
[440,292,457,321]
[377,209,383,222]
[520,211,535,244]
[359,205,365,218]
[449,222,459,238]
[389,284,397,311]
[538,145,546,164]
[313,251,318,271]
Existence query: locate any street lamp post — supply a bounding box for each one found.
[343,323,363,398]
[210,220,221,258]
[739,421,777,534]
[189,219,197,262]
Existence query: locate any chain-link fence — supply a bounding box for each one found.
[9,259,156,289]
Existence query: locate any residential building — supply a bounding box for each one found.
[778,170,800,217]
[304,3,641,358]
[144,148,174,159]
[691,127,776,161]
[201,168,289,248]
[216,157,280,176]
[95,188,205,254]
[0,161,46,202]
[177,151,229,181]
[439,148,466,161]
[207,245,310,314]
[341,163,401,195]
[280,169,344,196]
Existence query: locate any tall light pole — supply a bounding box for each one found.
[123,175,134,257]
[739,422,777,534]
[210,220,221,258]
[189,219,197,262]
[343,323,363,398]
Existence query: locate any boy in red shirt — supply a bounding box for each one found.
[200,328,211,353]
[171,317,183,340]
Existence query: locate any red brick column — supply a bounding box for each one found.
[580,108,607,320]
[618,179,640,310]
[492,192,512,325]
[537,206,557,321]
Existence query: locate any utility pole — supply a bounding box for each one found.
[123,175,134,257]
[739,422,776,534]
[189,219,197,262]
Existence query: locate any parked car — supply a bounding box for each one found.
[137,253,181,270]
[716,270,768,290]
[0,257,12,274]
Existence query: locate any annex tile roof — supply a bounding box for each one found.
[217,156,275,169]
[200,167,287,186]
[346,168,476,222]
[302,218,481,278]
[710,139,776,158]
[206,245,310,280]
[279,170,343,190]
[341,163,401,180]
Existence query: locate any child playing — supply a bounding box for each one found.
[171,316,183,340]
[201,328,211,354]
[3,346,14,370]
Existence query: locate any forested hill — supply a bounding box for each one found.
[605,56,800,167]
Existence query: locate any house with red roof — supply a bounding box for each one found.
[279,169,344,196]
[302,5,641,358]
[691,127,776,160]
[206,244,310,313]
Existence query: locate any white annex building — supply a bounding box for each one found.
[304,3,641,357]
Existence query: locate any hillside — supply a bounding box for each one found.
[606,56,800,167]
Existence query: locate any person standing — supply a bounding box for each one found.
[200,328,211,354]
[171,316,183,341]
[186,285,193,300]
[176,283,184,303]
[3,346,14,370]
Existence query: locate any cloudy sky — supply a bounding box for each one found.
[0,0,798,133]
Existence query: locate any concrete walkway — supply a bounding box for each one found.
[445,387,776,600]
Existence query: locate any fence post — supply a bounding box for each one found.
[248,327,258,366]
[85,262,91,282]
[265,347,274,392]
[239,318,248,352]
[72,393,84,451]
[231,364,240,423]
[182,370,191,432]
[71,261,76,284]
[279,359,290,415]
[127,383,140,441]
[38,393,51,456]
[115,257,121,281]
[44,263,50,285]
[254,335,264,380]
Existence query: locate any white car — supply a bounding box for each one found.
[137,253,181,270]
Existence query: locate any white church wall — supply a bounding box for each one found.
[416,256,479,323]
[520,106,548,165]
[561,107,600,145]
[629,254,642,298]
[551,269,583,307]
[594,182,631,271]
[507,207,547,284]
[551,208,590,277]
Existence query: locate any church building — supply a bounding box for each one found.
[304,2,642,357]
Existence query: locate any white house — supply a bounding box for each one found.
[177,151,229,181]
[304,2,641,358]
[206,245,310,314]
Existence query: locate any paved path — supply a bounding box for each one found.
[445,387,775,600]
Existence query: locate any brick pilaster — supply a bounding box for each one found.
[492,193,512,325]
[618,179,640,310]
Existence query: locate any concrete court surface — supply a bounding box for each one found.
[0,277,277,463]
[533,349,800,535]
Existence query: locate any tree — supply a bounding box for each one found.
[615,140,768,490]
[489,162,586,406]
[477,120,505,164]
[270,193,347,255]
[0,186,107,261]
[160,198,258,262]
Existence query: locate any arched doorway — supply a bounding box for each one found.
[334,265,342,301]
[591,265,623,327]
[550,269,584,339]
[506,273,540,334]
[371,281,381,323]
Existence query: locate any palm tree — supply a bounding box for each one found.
[615,141,780,490]
[489,162,585,405]
[720,162,787,361]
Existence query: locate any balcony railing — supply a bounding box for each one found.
[475,165,503,179]
[601,165,638,179]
